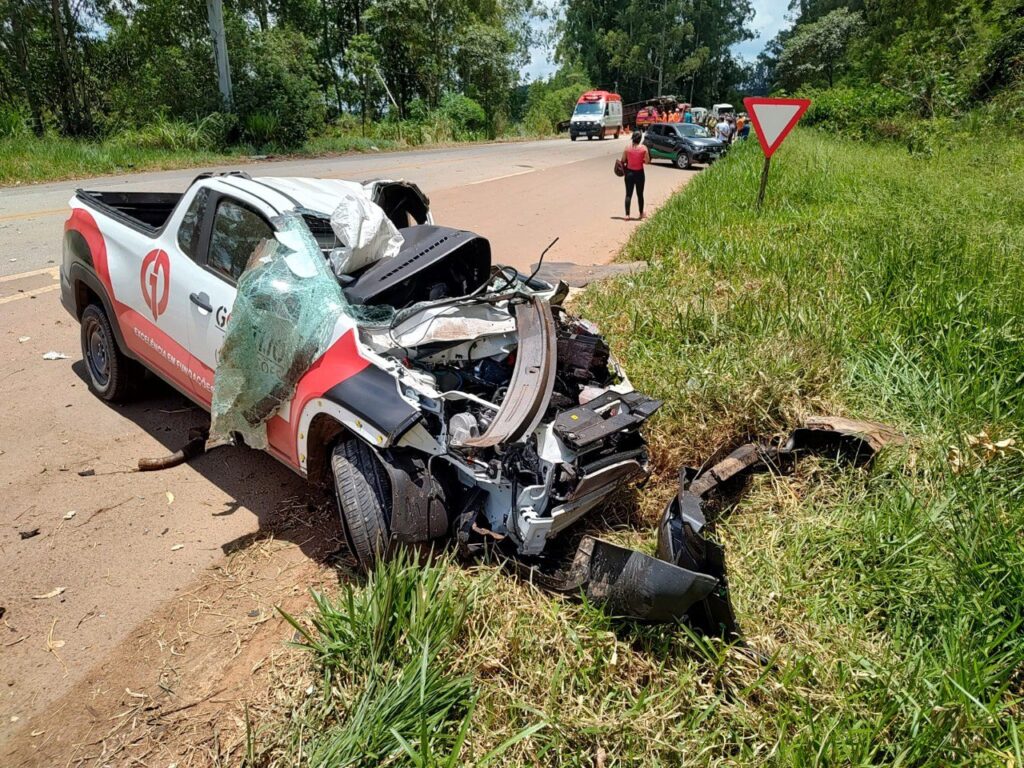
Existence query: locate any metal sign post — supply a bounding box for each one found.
[743,97,811,210]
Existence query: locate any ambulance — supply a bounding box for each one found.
[569,90,623,141]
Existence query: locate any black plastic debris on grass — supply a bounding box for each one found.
[514,417,902,637]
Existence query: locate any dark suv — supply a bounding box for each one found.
[643,122,726,169]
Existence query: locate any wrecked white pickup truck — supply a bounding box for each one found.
[61,171,731,623]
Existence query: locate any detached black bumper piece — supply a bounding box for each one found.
[657,415,903,638]
[520,415,901,635]
[528,536,718,622]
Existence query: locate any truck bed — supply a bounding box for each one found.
[76,190,183,235]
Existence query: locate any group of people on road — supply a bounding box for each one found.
[709,112,750,144]
[646,106,696,124]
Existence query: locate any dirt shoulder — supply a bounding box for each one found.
[3,505,339,767]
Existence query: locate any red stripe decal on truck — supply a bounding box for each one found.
[65,208,214,400]
[266,330,369,467]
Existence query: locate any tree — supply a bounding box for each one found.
[776,7,864,88]
[344,32,384,127]
[555,0,753,104]
[233,27,326,146]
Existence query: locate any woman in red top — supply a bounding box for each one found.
[621,131,650,219]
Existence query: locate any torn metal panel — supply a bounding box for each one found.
[327,190,404,277]
[461,297,557,449]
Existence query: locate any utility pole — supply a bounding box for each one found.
[657,0,668,96]
[206,0,233,110]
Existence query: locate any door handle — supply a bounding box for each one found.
[190,292,213,313]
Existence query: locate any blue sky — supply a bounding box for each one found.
[521,0,791,82]
[735,0,791,61]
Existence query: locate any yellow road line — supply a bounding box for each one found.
[0,207,66,223]
[0,266,59,283]
[0,283,60,305]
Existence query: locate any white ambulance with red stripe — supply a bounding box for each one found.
[569,90,623,141]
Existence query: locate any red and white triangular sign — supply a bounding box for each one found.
[743,97,811,158]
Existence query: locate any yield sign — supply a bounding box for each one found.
[743,97,811,157]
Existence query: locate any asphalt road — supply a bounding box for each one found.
[0,136,700,760]
[0,137,688,277]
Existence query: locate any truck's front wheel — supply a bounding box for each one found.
[331,439,392,571]
[80,303,141,402]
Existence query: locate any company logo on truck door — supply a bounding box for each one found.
[140,248,170,321]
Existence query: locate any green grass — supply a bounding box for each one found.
[0,121,549,186]
[0,133,244,186]
[253,130,1024,766]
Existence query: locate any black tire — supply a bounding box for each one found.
[587,134,593,141]
[675,151,693,170]
[615,129,620,139]
[599,127,606,140]
[80,303,140,402]
[570,134,577,142]
[331,439,392,571]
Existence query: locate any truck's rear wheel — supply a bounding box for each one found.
[331,439,392,571]
[80,303,141,402]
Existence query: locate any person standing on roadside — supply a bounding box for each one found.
[620,130,650,220]
[716,115,733,143]
[737,114,749,140]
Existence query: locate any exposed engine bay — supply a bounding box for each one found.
[353,232,662,559]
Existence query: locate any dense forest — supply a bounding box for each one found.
[0,0,755,149]
[554,0,754,105]
[0,0,538,145]
[752,0,1024,126]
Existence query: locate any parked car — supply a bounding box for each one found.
[643,122,726,169]
[59,171,724,622]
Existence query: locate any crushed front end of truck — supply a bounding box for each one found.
[203,178,899,633]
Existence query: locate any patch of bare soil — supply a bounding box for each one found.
[3,497,344,767]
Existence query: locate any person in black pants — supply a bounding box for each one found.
[621,131,651,219]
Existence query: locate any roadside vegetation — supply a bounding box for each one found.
[0,1,760,186]
[246,130,1024,766]
[753,0,1024,147]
